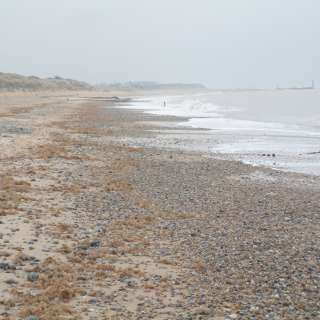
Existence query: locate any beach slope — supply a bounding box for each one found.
[0,92,319,319]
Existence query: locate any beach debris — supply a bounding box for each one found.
[261,153,276,157]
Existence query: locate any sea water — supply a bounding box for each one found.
[126,90,320,175]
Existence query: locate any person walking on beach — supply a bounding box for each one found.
[163,99,166,108]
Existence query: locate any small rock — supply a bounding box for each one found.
[27,272,39,282]
[193,306,211,315]
[25,316,39,320]
[0,251,11,257]
[0,262,16,270]
[90,240,101,248]
[111,304,122,311]
[77,243,89,250]
[120,277,137,288]
[5,278,17,285]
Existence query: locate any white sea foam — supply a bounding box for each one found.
[124,90,320,175]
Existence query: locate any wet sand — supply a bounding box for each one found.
[0,92,320,319]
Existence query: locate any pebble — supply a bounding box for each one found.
[90,240,101,248]
[0,262,16,270]
[5,278,18,285]
[25,316,39,320]
[88,299,98,305]
[193,306,211,315]
[27,272,39,282]
[77,243,90,250]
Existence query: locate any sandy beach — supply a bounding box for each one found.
[0,92,320,320]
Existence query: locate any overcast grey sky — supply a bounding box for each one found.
[0,0,319,88]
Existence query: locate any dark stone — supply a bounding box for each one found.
[90,240,101,248]
[0,262,16,270]
[25,316,39,320]
[5,279,17,285]
[27,272,39,282]
[88,299,98,305]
